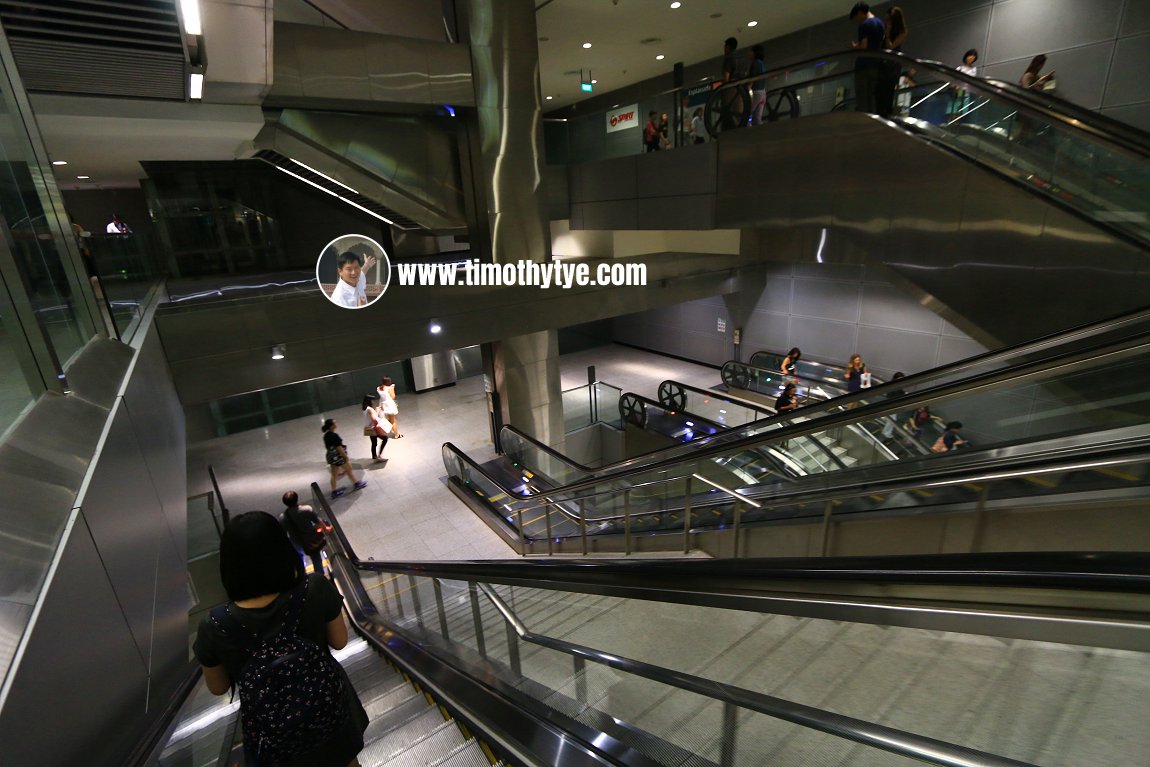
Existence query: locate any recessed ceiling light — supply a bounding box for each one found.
[582,42,592,49]
[546,95,553,100]
[76,175,90,179]
[656,54,665,60]
[591,79,597,84]
[670,2,681,8]
[748,20,758,27]
[52,160,67,166]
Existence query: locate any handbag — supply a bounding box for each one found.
[362,426,374,437]
[373,424,388,438]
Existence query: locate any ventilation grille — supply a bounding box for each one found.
[253,149,419,231]
[0,0,186,100]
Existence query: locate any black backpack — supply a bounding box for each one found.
[282,505,328,554]
[210,578,349,765]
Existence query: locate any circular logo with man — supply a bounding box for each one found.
[316,234,391,309]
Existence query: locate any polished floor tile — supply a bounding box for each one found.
[187,344,721,561]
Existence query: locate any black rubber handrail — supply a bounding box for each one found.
[713,48,1150,158]
[445,330,1150,505]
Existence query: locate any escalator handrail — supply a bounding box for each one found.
[320,492,1044,767]
[479,303,1150,501]
[712,48,1150,158]
[448,330,1150,504]
[473,583,1038,767]
[314,480,1150,592]
[509,426,1150,526]
[657,378,773,415]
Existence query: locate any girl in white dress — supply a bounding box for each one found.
[377,376,402,438]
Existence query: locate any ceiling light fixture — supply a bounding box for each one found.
[179,0,202,36]
[748,20,758,27]
[52,160,67,166]
[189,72,204,100]
[429,321,442,335]
[546,95,554,100]
[582,42,592,49]
[656,54,665,60]
[76,175,90,179]
[270,344,286,360]
[670,1,682,8]
[591,79,597,84]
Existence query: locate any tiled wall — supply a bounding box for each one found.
[612,262,988,378]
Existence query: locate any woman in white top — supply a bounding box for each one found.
[690,108,705,144]
[361,394,388,462]
[377,376,402,438]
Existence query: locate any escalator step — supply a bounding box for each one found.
[427,739,494,767]
[363,694,443,740]
[1093,466,1139,482]
[367,719,467,767]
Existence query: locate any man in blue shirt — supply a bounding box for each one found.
[849,2,885,114]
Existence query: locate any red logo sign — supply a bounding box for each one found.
[609,111,634,127]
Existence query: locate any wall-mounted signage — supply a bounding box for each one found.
[605,103,639,133]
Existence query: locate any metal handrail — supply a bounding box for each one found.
[316,497,1149,764]
[483,425,1150,526]
[447,331,1150,506]
[474,585,1034,767]
[709,48,1150,158]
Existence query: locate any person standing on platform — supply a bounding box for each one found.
[377,377,403,438]
[106,213,132,234]
[748,44,768,125]
[361,393,388,462]
[849,2,885,115]
[322,418,366,498]
[718,36,744,131]
[876,6,908,118]
[644,111,661,152]
[690,107,706,144]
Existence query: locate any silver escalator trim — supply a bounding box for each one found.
[447,332,1150,507]
[473,584,1035,767]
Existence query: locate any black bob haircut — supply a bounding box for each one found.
[219,511,300,601]
[337,251,362,269]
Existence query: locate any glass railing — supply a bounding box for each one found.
[747,351,882,390]
[563,380,623,432]
[704,49,1150,246]
[655,379,769,427]
[87,232,167,340]
[324,514,1150,767]
[444,328,1150,547]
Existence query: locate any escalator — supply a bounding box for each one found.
[442,306,1150,556]
[147,497,1150,766]
[689,49,1150,345]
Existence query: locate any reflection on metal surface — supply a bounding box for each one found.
[270,22,473,107]
[409,350,457,391]
[244,109,467,232]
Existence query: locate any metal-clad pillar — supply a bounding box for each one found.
[459,0,562,444]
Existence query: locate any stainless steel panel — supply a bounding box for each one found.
[860,283,944,334]
[791,277,861,324]
[122,328,187,556]
[1100,102,1150,132]
[911,7,993,68]
[0,599,31,685]
[363,35,432,104]
[0,513,151,767]
[78,405,166,664]
[428,44,475,106]
[1103,34,1150,107]
[256,110,467,231]
[452,345,483,379]
[310,0,447,40]
[270,22,474,107]
[636,194,715,230]
[788,316,859,365]
[410,350,458,391]
[572,155,636,203]
[986,0,1123,61]
[1121,2,1150,35]
[854,325,942,378]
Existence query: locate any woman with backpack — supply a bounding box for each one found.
[195,511,368,766]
